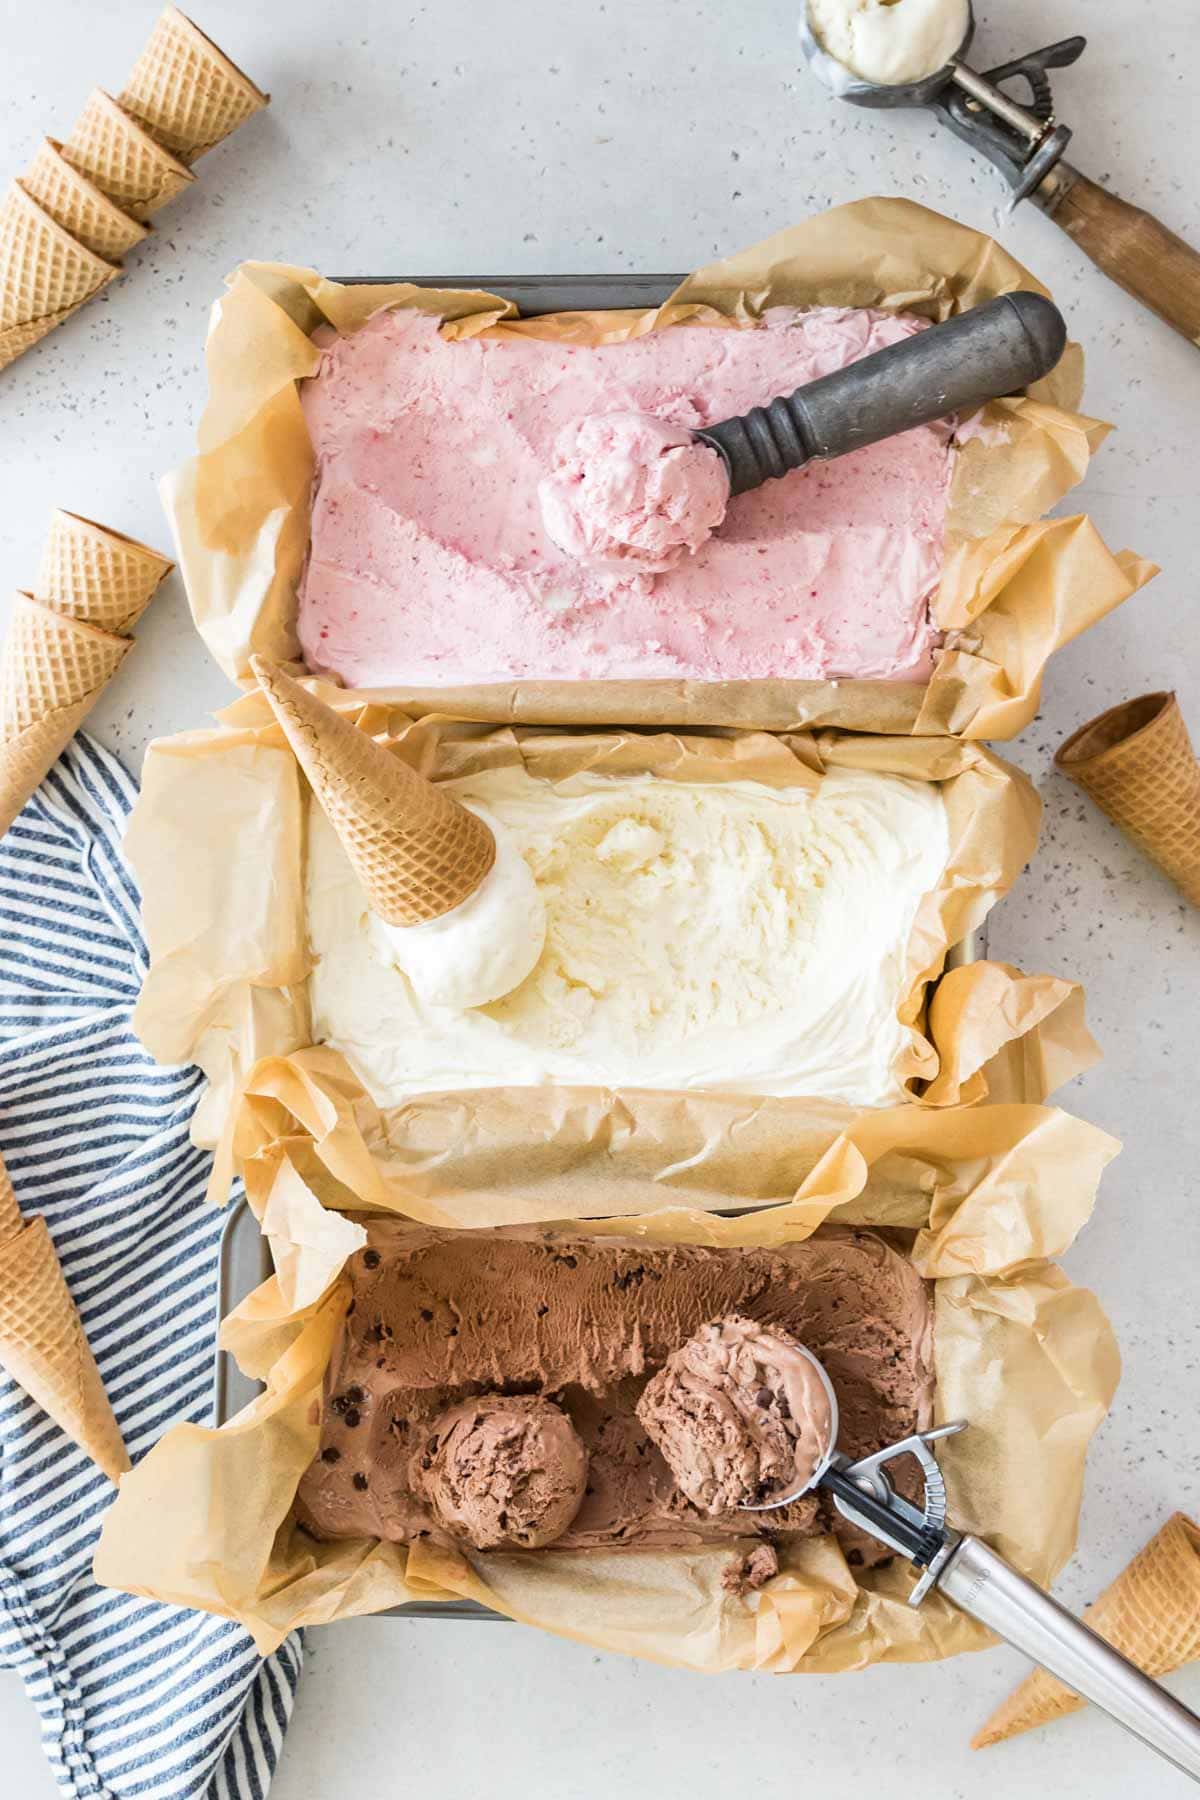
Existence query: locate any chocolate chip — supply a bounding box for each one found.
[352,1472,369,1491]
[555,1253,577,1269]
[321,1446,341,1464]
[346,1386,365,1405]
[363,1249,381,1269]
[754,1387,773,1409]
[846,1549,864,1567]
[536,1303,549,1317]
[419,1308,433,1322]
[342,1408,361,1428]
[447,1326,458,1338]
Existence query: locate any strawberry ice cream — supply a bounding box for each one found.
[297,305,954,687]
[538,411,729,575]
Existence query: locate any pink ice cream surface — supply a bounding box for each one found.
[297,306,954,687]
[538,411,730,574]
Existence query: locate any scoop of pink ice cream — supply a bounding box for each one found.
[538,411,730,575]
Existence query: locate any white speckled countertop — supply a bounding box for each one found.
[1,1,1198,1794]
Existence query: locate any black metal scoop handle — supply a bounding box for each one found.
[695,291,1066,496]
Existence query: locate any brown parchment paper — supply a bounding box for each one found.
[125,701,1099,1208]
[94,1055,1121,1670]
[161,196,1155,739]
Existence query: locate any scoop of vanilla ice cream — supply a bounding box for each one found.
[807,0,969,86]
[381,807,546,1009]
[538,411,730,575]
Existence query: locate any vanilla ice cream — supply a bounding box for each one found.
[807,0,969,87]
[306,763,949,1107]
[380,808,547,1009]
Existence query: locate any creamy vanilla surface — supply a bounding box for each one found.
[306,764,949,1107]
[808,0,969,86]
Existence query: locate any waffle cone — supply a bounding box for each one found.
[974,1515,1200,1747]
[0,181,118,373]
[0,1217,128,1482]
[38,510,173,633]
[0,594,131,837]
[0,1151,22,1246]
[120,7,268,163]
[251,658,496,925]
[1057,692,1200,906]
[22,141,149,261]
[62,89,193,221]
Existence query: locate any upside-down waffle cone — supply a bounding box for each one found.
[974,1514,1200,1747]
[62,89,194,221]
[0,181,118,373]
[22,140,149,262]
[251,657,496,925]
[1056,692,1200,906]
[0,594,131,837]
[120,7,268,164]
[0,1215,129,1482]
[0,1151,22,1246]
[38,510,174,634]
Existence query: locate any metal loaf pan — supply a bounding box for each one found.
[213,270,984,1619]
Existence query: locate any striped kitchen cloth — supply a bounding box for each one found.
[0,736,302,1800]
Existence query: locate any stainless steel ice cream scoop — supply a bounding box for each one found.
[740,1347,1200,1783]
[799,1,1200,348]
[695,289,1064,495]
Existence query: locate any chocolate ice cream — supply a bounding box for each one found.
[416,1395,587,1549]
[636,1315,834,1514]
[295,1223,933,1563]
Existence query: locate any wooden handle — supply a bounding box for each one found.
[1048,170,1200,346]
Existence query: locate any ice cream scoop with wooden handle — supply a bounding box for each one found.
[542,293,1066,571]
[250,660,546,1008]
[0,1149,129,1483]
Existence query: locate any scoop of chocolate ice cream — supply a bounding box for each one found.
[636,1314,834,1515]
[416,1394,588,1550]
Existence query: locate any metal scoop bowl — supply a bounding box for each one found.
[798,1,974,112]
[734,1340,1200,1783]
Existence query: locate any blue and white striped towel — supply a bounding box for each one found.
[0,736,301,1799]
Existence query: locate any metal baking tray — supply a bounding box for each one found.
[329,275,685,311]
[212,270,983,1619]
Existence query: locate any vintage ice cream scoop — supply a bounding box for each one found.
[739,1345,1200,1783]
[540,290,1065,571]
[800,0,1200,348]
[693,288,1064,496]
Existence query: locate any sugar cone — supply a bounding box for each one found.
[38,510,174,634]
[250,657,496,925]
[1057,693,1200,906]
[0,1216,129,1482]
[0,181,118,374]
[119,7,269,164]
[0,593,131,837]
[0,1152,22,1246]
[974,1515,1200,1747]
[21,141,149,262]
[62,89,194,221]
